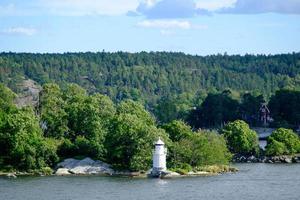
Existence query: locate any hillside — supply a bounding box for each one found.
[1,52,300,108]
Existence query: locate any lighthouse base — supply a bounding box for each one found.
[149,167,167,178]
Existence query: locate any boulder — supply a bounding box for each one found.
[55,157,114,175]
[283,157,292,163]
[55,168,71,176]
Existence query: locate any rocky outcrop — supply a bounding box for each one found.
[14,79,42,108]
[160,171,181,178]
[55,168,71,176]
[55,157,114,176]
[233,154,300,164]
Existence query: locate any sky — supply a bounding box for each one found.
[0,0,300,55]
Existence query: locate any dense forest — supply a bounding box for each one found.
[1,52,300,101]
[1,52,300,125]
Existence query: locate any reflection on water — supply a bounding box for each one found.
[0,164,300,200]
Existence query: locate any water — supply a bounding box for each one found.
[1,164,299,200]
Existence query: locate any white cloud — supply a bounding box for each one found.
[221,0,300,14]
[1,27,37,36]
[137,20,192,29]
[39,0,140,16]
[195,0,236,11]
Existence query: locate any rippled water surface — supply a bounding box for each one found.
[1,164,299,200]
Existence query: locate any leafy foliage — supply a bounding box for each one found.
[221,120,259,156]
[265,128,300,156]
[188,91,240,128]
[162,120,193,142]
[0,107,58,170]
[105,100,169,171]
[169,130,232,168]
[269,90,300,128]
[39,83,68,138]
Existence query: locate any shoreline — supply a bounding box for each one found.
[0,165,238,178]
[3,154,300,179]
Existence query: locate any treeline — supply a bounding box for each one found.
[188,89,300,130]
[0,83,231,172]
[1,51,300,110]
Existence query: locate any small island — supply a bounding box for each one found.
[1,83,300,179]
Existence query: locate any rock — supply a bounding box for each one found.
[187,171,210,176]
[247,155,258,162]
[283,157,292,163]
[6,173,17,178]
[160,171,181,178]
[292,156,300,163]
[55,157,114,176]
[55,168,71,176]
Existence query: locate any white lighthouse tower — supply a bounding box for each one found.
[151,137,167,176]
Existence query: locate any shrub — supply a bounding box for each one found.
[162,120,193,142]
[169,130,232,168]
[221,120,259,156]
[265,128,300,156]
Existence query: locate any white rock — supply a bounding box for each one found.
[56,157,114,175]
[55,168,71,176]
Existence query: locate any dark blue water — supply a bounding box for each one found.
[1,164,299,200]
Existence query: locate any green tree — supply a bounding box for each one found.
[39,83,68,138]
[0,107,58,170]
[170,130,232,168]
[221,120,259,156]
[63,84,116,159]
[265,128,300,156]
[240,93,265,126]
[268,90,300,128]
[105,100,169,171]
[0,83,16,112]
[188,91,240,128]
[162,120,193,142]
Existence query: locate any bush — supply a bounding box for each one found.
[221,120,259,156]
[265,128,300,156]
[162,120,193,142]
[265,139,287,156]
[169,130,232,168]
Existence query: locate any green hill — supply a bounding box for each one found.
[1,51,300,108]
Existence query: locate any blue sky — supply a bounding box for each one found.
[0,0,300,55]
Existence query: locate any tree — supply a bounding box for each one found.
[265,128,300,156]
[0,107,58,170]
[240,93,265,126]
[162,120,193,142]
[105,100,169,171]
[0,83,16,112]
[170,130,232,168]
[188,91,240,128]
[62,84,116,160]
[39,83,68,138]
[221,120,259,156]
[268,90,300,128]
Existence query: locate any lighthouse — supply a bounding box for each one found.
[151,137,167,176]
